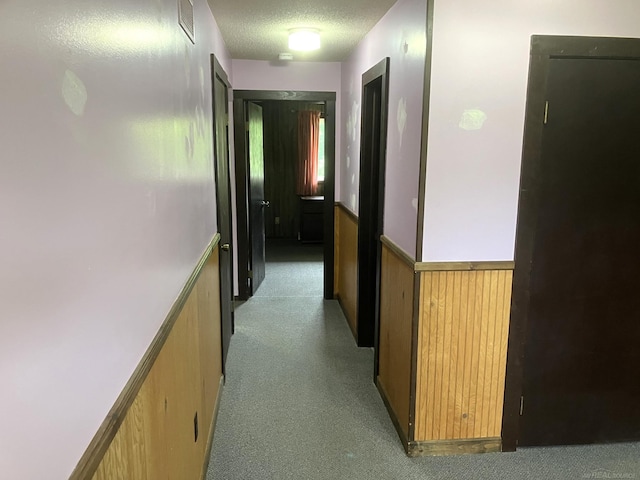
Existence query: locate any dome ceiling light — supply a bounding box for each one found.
[288,29,321,51]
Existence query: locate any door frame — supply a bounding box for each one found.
[211,55,235,371]
[246,101,266,295]
[356,58,390,352]
[501,35,640,451]
[232,90,337,300]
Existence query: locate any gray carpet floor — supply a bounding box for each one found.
[207,240,639,480]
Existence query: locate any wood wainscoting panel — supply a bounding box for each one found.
[334,204,358,339]
[414,269,513,442]
[197,248,223,468]
[92,247,223,480]
[377,242,415,437]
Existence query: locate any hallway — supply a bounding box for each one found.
[206,241,639,480]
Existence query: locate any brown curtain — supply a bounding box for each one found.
[296,110,321,196]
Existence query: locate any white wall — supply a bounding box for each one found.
[423,0,640,262]
[340,0,427,257]
[0,1,230,478]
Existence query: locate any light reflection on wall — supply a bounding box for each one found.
[125,116,213,182]
[51,13,214,183]
[403,31,427,59]
[57,17,174,56]
[459,109,488,131]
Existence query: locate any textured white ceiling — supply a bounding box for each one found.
[207,0,399,62]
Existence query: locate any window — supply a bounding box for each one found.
[317,117,325,182]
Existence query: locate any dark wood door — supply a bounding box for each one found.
[212,57,234,370]
[248,102,266,294]
[520,57,640,445]
[357,58,389,350]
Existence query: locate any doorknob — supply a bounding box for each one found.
[261,200,270,207]
[221,243,230,251]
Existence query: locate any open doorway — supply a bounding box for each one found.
[233,91,337,300]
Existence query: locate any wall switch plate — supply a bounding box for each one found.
[275,216,280,225]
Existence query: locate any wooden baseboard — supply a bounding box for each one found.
[200,375,225,479]
[407,437,502,457]
[375,378,409,453]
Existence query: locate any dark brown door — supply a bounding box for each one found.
[520,57,640,445]
[248,102,266,294]
[212,57,234,370]
[357,58,389,350]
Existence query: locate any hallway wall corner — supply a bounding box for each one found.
[376,236,515,456]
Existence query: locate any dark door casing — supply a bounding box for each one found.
[503,36,640,449]
[211,56,234,371]
[357,58,390,351]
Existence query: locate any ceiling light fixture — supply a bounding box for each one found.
[288,29,321,52]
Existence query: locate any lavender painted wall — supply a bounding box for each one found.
[340,0,427,257]
[423,0,640,262]
[0,1,230,478]
[231,59,343,199]
[232,59,342,93]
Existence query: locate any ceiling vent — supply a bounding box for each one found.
[178,0,195,44]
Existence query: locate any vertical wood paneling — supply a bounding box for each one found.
[92,249,223,480]
[424,272,438,439]
[197,249,222,457]
[334,204,358,338]
[377,243,415,436]
[414,270,513,441]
